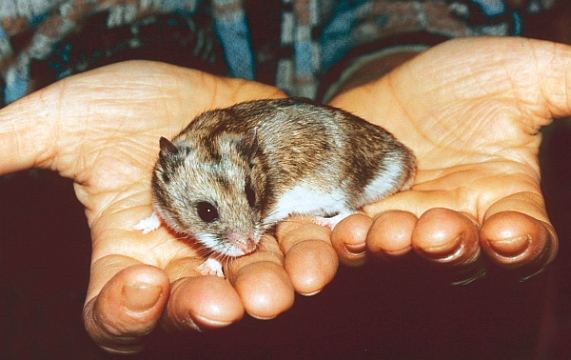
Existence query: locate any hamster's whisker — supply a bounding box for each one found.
[170,234,192,242]
[220,254,233,266]
[207,240,225,258]
[259,218,281,227]
[260,218,302,228]
[197,237,225,259]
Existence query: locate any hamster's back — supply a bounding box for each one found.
[181,98,415,207]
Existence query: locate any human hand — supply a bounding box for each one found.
[0,62,337,353]
[308,37,563,281]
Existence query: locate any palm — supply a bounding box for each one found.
[0,61,292,353]
[55,62,285,286]
[62,65,252,268]
[330,37,560,270]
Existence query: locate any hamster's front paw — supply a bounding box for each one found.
[198,258,225,278]
[313,211,353,230]
[134,212,161,234]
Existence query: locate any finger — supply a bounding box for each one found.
[363,192,481,265]
[83,259,169,354]
[275,218,339,296]
[530,40,571,121]
[331,214,372,266]
[412,208,481,266]
[412,208,488,285]
[481,192,558,275]
[225,234,295,318]
[161,257,244,331]
[366,210,417,258]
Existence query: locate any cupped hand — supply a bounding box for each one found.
[0,62,336,353]
[323,37,565,281]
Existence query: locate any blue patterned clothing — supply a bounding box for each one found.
[0,0,557,105]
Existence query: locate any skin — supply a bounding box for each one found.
[0,64,293,353]
[326,37,561,278]
[0,37,565,353]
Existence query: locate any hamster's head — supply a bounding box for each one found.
[151,134,265,257]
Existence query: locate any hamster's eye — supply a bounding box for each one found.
[196,201,219,223]
[245,181,256,208]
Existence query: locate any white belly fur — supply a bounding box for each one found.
[263,183,350,225]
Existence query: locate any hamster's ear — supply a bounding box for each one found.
[239,128,259,156]
[159,136,178,157]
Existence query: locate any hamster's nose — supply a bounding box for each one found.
[227,233,258,254]
[240,238,257,254]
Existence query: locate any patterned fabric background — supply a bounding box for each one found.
[0,0,557,105]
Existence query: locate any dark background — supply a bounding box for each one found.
[2,3,571,360]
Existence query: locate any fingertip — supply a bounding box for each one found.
[84,264,169,353]
[367,211,416,257]
[481,211,557,268]
[93,264,169,319]
[167,276,244,330]
[277,220,331,253]
[285,239,339,295]
[331,214,372,266]
[276,219,339,293]
[233,262,295,319]
[120,264,170,291]
[412,208,480,265]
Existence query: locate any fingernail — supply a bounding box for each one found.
[344,242,366,254]
[298,289,322,297]
[418,233,463,260]
[487,234,530,257]
[123,283,162,312]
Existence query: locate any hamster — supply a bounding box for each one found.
[135,98,416,276]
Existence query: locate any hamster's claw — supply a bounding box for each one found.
[134,212,162,234]
[198,258,225,278]
[313,212,352,230]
